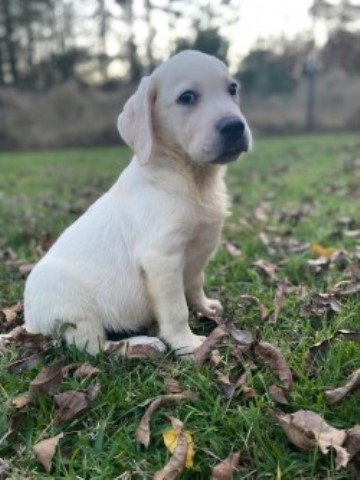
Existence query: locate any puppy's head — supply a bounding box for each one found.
[118,50,252,166]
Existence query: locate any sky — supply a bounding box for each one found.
[103,0,345,77]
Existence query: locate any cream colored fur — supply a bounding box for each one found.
[24,50,251,355]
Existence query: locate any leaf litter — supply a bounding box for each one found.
[136,391,195,448]
[325,369,360,405]
[154,417,191,480]
[273,409,360,471]
[33,432,64,473]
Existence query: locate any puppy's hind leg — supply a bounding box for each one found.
[62,318,106,355]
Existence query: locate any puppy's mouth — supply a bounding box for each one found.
[211,141,249,165]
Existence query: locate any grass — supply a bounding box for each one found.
[0,133,360,479]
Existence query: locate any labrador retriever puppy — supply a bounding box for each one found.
[24,50,252,355]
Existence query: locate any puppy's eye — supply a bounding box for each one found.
[177,90,198,106]
[228,83,238,96]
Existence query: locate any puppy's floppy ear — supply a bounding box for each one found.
[117,76,156,166]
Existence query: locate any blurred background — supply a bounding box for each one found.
[0,0,359,150]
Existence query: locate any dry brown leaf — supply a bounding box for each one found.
[0,303,23,329]
[229,327,254,350]
[314,293,342,314]
[268,385,289,405]
[154,417,188,480]
[211,451,241,480]
[325,369,360,405]
[254,201,271,222]
[136,391,194,448]
[254,341,293,390]
[62,362,100,379]
[8,351,45,373]
[253,259,279,281]
[54,383,100,422]
[209,349,222,368]
[269,283,287,324]
[164,377,183,395]
[193,325,227,366]
[1,326,50,350]
[308,256,330,274]
[349,265,360,282]
[11,396,29,409]
[28,363,64,402]
[334,282,360,297]
[33,433,64,473]
[274,409,349,470]
[242,385,256,401]
[215,371,235,400]
[18,263,36,276]
[344,426,360,459]
[238,294,269,320]
[225,242,242,258]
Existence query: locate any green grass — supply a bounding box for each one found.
[1,134,360,479]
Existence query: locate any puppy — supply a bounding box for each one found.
[24,50,252,355]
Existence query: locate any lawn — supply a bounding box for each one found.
[0,133,360,479]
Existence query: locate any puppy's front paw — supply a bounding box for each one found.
[196,298,223,318]
[173,334,206,357]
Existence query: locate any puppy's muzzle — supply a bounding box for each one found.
[213,116,249,164]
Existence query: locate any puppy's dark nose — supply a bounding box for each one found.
[216,116,245,141]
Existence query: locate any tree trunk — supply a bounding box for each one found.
[2,0,18,83]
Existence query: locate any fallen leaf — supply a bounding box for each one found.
[242,385,256,401]
[274,409,349,470]
[33,433,64,473]
[254,201,271,222]
[269,283,287,324]
[164,377,183,395]
[11,396,29,409]
[225,242,242,258]
[54,383,100,422]
[0,303,23,329]
[154,417,189,480]
[314,293,342,314]
[28,363,64,402]
[193,325,227,366]
[211,451,241,480]
[163,417,194,468]
[268,385,289,405]
[307,256,330,274]
[135,391,194,448]
[18,263,36,275]
[311,243,338,259]
[8,351,45,373]
[209,349,222,368]
[254,341,293,390]
[325,369,360,405]
[333,282,360,297]
[349,265,360,282]
[229,327,254,350]
[215,371,235,400]
[344,426,360,459]
[62,362,100,379]
[253,259,279,281]
[238,295,269,320]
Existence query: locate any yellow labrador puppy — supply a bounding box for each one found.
[24,50,252,355]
